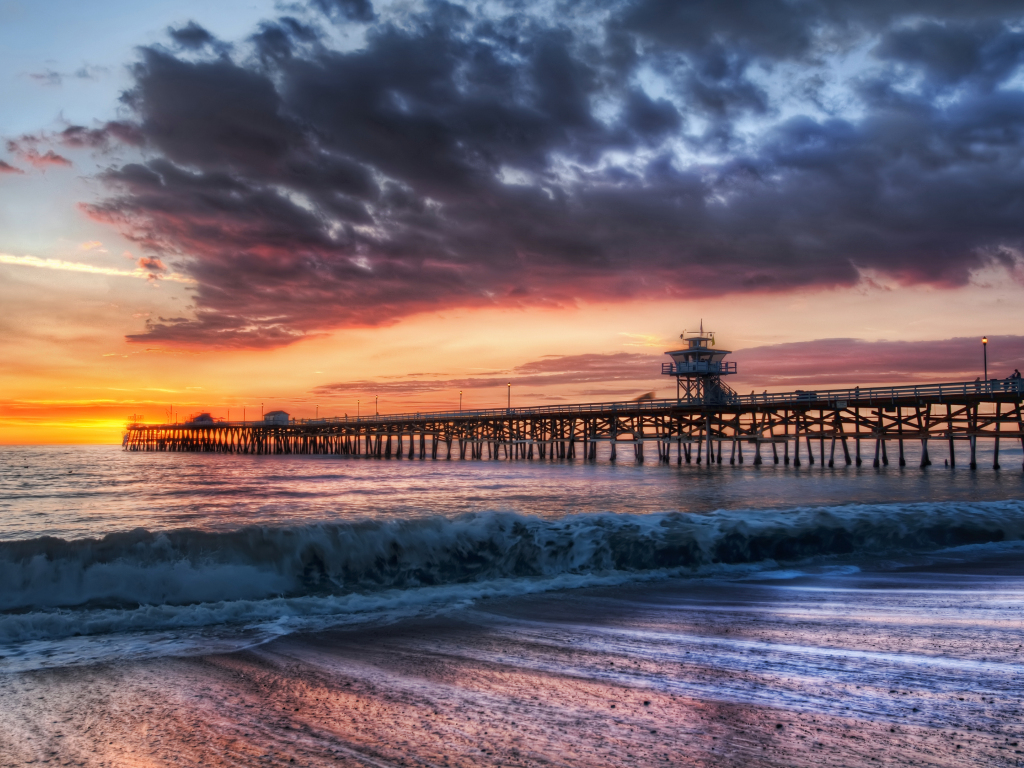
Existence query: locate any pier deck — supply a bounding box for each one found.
[124,379,1024,469]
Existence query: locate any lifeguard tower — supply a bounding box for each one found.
[663,324,738,404]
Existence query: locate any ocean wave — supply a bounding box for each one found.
[1,501,1022,647]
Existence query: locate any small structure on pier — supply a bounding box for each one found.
[188,413,215,425]
[662,324,738,404]
[264,410,290,425]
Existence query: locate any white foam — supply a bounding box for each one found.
[0,568,684,672]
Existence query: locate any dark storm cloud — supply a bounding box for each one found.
[874,20,1024,89]
[168,21,218,50]
[73,0,1024,347]
[312,0,376,24]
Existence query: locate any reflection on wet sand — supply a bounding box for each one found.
[2,558,1023,768]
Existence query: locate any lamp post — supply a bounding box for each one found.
[459,390,463,412]
[375,395,378,416]
[983,336,988,389]
[507,382,511,411]
[316,404,318,420]
[357,400,360,418]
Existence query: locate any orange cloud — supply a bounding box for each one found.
[138,256,167,271]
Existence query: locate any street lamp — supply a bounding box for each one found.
[459,390,463,412]
[982,336,988,387]
[357,399,360,418]
[375,394,378,416]
[507,382,511,411]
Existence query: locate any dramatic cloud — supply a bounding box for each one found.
[69,1,1024,347]
[732,336,1024,387]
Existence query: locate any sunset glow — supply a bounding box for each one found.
[4,6,1024,767]
[2,0,1023,444]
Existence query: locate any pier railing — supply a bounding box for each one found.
[662,361,738,376]
[124,377,1024,468]
[141,378,1023,429]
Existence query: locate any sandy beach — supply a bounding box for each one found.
[3,553,1023,768]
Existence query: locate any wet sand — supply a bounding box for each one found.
[2,560,1023,767]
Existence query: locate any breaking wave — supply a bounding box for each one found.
[1,500,1022,648]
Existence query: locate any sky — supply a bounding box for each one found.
[1,0,1023,443]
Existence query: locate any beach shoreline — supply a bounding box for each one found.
[2,551,1023,767]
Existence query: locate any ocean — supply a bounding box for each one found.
[1,443,1023,767]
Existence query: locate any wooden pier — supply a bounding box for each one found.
[124,379,1024,470]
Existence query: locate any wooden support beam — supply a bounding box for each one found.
[993,403,1001,470]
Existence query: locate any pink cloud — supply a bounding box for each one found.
[18,148,72,169]
[313,352,663,397]
[6,135,74,170]
[731,336,1024,387]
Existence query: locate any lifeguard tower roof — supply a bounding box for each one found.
[665,331,732,369]
[663,325,736,375]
